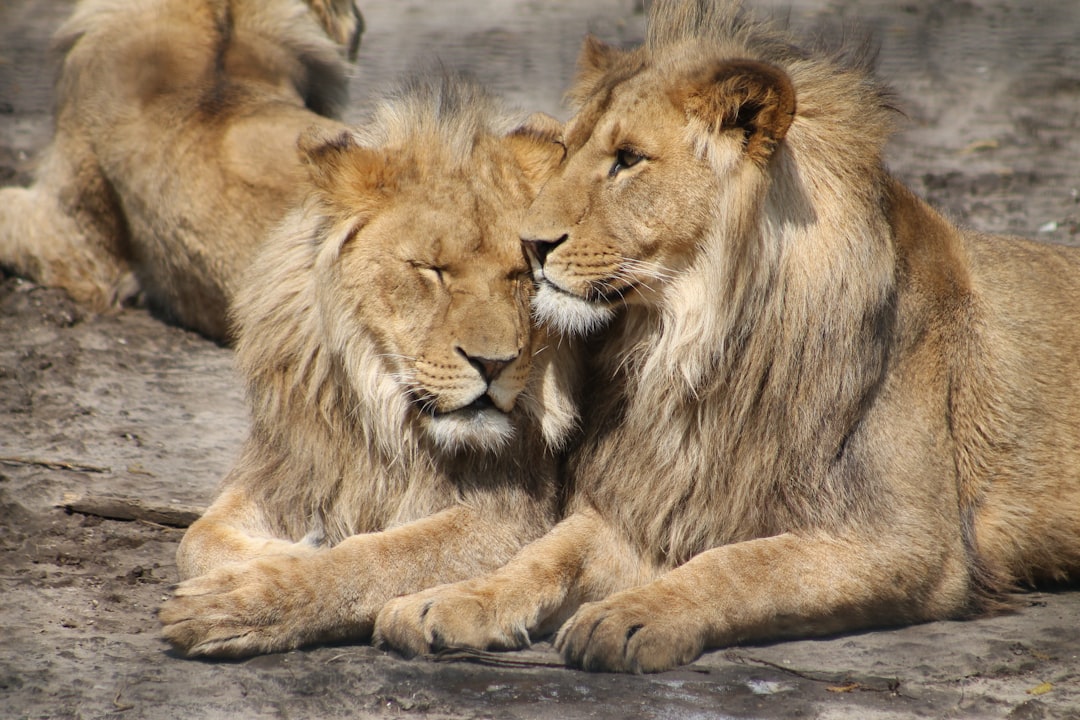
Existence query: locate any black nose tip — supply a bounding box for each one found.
[522,234,568,267]
[458,350,516,384]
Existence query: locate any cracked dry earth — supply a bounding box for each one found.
[2,0,1079,718]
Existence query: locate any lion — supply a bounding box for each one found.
[373,0,1080,673]
[0,0,363,342]
[157,75,578,658]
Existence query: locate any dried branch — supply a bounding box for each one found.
[0,455,111,473]
[59,492,203,528]
[724,652,903,694]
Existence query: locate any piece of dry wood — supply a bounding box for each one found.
[59,492,204,528]
[0,455,111,473]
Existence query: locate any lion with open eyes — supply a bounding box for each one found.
[374,0,1080,673]
[158,76,579,659]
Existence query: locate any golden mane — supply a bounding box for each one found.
[228,74,577,544]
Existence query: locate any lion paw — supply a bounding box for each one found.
[159,555,332,658]
[554,589,705,673]
[374,583,531,658]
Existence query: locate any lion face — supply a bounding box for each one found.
[520,39,795,336]
[336,186,534,451]
[300,122,563,452]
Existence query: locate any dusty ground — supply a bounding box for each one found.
[2,1,1080,718]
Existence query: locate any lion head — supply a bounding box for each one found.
[233,76,572,458]
[520,0,893,357]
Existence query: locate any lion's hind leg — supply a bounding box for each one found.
[0,142,137,310]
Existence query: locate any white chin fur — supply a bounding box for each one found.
[531,283,614,336]
[427,409,514,453]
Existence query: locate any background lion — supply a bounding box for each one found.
[0,0,363,342]
[158,75,578,658]
[374,0,1080,673]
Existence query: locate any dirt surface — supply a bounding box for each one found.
[2,1,1080,718]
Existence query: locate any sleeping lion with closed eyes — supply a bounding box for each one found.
[160,75,578,658]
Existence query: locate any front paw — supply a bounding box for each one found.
[160,555,331,658]
[554,587,705,673]
[373,582,531,658]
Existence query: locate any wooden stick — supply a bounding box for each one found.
[724,652,903,695]
[59,492,204,528]
[0,455,111,473]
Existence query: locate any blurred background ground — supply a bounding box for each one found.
[1,1,1079,718]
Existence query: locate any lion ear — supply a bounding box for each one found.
[505,112,565,189]
[676,59,796,166]
[307,0,364,58]
[298,128,395,205]
[566,34,624,107]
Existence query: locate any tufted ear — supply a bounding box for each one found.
[307,0,364,59]
[298,127,396,211]
[565,34,625,107]
[505,112,565,190]
[676,59,796,166]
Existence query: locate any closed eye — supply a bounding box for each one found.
[609,147,646,178]
[411,262,446,285]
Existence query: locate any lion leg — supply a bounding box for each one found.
[161,504,537,658]
[555,529,972,673]
[0,138,136,309]
[373,507,660,657]
[173,487,321,581]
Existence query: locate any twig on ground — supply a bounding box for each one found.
[0,455,111,473]
[430,647,712,673]
[111,685,134,713]
[59,492,204,528]
[724,651,904,695]
[432,647,570,669]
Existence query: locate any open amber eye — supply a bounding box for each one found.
[609,148,645,177]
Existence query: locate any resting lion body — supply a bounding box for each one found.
[158,77,578,658]
[374,0,1080,672]
[0,0,362,341]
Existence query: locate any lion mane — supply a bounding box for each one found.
[374,0,1080,674]
[0,0,363,341]
[159,75,579,658]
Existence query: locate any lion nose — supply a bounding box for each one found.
[458,349,516,384]
[522,233,567,267]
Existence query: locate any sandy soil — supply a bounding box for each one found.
[2,1,1079,718]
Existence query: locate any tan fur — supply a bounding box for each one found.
[374,0,1080,673]
[158,76,580,658]
[0,0,363,342]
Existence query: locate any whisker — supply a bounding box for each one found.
[417,394,439,415]
[622,257,676,280]
[388,371,417,389]
[612,268,656,294]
